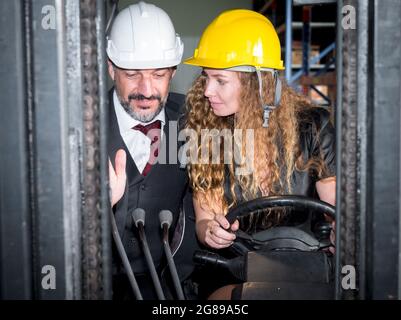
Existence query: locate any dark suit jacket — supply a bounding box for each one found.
[108,89,198,283]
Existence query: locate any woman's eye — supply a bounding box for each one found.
[217,79,226,85]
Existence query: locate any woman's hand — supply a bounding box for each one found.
[199,215,239,249]
[109,149,127,207]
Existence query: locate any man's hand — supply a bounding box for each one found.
[109,149,127,207]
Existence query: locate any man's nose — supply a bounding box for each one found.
[137,77,153,97]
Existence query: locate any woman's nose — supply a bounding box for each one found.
[204,82,214,98]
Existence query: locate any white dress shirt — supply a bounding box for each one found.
[113,91,165,173]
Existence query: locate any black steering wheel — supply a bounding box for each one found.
[225,195,335,255]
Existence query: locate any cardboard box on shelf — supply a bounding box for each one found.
[291,41,320,65]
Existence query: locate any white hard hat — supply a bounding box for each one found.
[106,1,184,69]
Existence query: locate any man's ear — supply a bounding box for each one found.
[171,67,177,79]
[108,60,115,81]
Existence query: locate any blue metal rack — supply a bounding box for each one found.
[284,0,336,106]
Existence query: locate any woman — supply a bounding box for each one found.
[183,9,336,251]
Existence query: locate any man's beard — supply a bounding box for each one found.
[117,90,166,123]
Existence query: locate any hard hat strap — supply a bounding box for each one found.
[255,68,282,128]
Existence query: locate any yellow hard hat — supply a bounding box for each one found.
[184,9,284,70]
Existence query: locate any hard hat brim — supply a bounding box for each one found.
[184,56,285,71]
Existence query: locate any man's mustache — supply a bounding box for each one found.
[128,93,162,102]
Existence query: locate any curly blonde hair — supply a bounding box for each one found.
[185,71,328,220]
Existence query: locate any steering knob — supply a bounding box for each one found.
[314,221,332,240]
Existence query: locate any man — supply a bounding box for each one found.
[107,2,198,299]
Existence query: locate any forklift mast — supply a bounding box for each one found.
[0,0,400,300]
